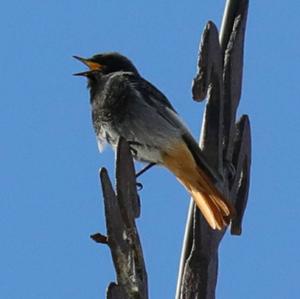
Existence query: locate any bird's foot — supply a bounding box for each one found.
[136,182,143,191]
[134,163,156,191]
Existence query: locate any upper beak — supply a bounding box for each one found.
[73,55,103,76]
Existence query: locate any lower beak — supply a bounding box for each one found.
[73,71,91,77]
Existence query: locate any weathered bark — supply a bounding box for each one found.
[176,1,251,298]
[92,138,148,299]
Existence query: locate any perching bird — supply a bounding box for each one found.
[73,52,234,230]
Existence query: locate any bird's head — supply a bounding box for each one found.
[73,52,139,78]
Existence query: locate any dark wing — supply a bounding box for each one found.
[103,72,190,147]
[105,72,218,180]
[128,75,177,112]
[128,74,222,182]
[125,73,193,131]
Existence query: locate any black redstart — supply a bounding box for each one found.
[74,52,234,230]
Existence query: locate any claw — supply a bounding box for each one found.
[136,182,143,191]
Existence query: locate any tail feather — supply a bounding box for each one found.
[162,141,235,230]
[190,189,226,230]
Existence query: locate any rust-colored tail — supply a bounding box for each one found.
[162,141,235,230]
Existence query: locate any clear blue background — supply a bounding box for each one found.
[1,1,299,298]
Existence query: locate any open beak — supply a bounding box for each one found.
[73,55,103,76]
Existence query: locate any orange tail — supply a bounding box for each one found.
[162,141,235,230]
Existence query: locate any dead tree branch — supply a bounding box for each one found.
[176,1,251,298]
[92,138,148,299]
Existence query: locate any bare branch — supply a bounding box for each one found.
[95,138,148,299]
[176,1,251,298]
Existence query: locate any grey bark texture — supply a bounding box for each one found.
[92,1,251,298]
[176,0,251,298]
[92,139,148,299]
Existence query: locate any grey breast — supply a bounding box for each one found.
[90,71,192,164]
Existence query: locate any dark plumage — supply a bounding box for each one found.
[74,52,235,230]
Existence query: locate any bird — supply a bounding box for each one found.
[73,52,235,230]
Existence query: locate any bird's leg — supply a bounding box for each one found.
[133,163,155,191]
[136,163,156,178]
[135,163,156,191]
[127,141,156,189]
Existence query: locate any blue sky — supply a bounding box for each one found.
[1,1,299,298]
